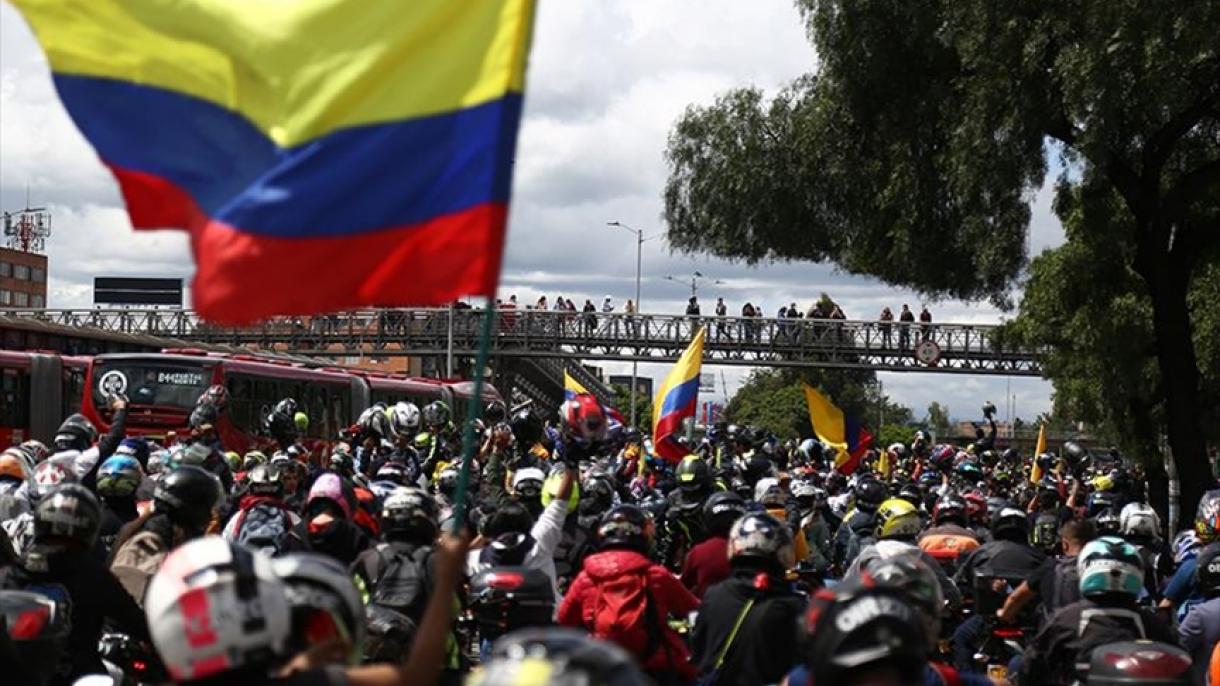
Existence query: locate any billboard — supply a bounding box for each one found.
[94,277,183,306]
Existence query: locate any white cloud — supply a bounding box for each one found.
[0,0,1057,420]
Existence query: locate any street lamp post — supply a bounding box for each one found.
[607,221,645,428]
[664,271,724,302]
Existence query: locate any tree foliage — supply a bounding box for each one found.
[925,402,952,439]
[664,0,1220,515]
[610,383,654,431]
[725,368,911,439]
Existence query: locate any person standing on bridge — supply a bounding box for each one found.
[714,297,727,341]
[624,298,637,337]
[919,305,933,341]
[686,296,701,337]
[879,306,894,348]
[603,296,616,335]
[899,303,915,349]
[582,299,597,337]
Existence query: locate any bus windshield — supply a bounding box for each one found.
[91,358,213,410]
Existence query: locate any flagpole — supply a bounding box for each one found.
[450,301,496,533]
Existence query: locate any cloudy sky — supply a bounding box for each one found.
[0,1,1060,422]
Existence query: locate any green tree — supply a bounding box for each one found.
[725,368,911,439]
[610,383,653,431]
[664,0,1220,516]
[925,402,952,439]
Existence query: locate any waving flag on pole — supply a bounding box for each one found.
[652,327,706,463]
[565,371,626,429]
[802,383,873,475]
[1029,423,1048,483]
[11,0,537,324]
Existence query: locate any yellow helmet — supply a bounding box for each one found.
[875,498,922,539]
[541,465,580,513]
[1091,474,1115,492]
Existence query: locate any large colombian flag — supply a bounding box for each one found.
[652,327,706,463]
[11,0,536,324]
[801,382,873,475]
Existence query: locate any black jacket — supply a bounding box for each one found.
[953,539,1045,599]
[1019,597,1177,684]
[691,570,805,686]
[2,544,149,684]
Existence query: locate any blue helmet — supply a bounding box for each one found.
[97,455,145,498]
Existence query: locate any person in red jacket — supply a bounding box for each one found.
[682,491,747,596]
[558,504,699,685]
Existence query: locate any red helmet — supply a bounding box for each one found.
[560,394,606,446]
[962,491,988,523]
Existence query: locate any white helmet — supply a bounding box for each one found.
[1119,502,1161,541]
[145,536,290,682]
[754,477,780,503]
[390,402,421,437]
[512,467,546,495]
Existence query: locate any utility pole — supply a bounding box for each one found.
[607,221,648,427]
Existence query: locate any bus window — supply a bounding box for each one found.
[225,375,257,436]
[2,367,30,432]
[61,365,86,417]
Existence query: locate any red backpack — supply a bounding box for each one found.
[587,570,660,657]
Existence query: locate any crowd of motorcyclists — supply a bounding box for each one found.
[0,387,1218,686]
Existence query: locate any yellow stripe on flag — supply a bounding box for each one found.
[13,0,535,146]
[802,383,849,467]
[1029,423,1047,483]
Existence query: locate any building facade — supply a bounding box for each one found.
[0,246,48,308]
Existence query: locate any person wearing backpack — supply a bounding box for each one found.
[1,484,149,684]
[280,472,369,566]
[109,465,220,605]
[1178,542,1220,685]
[691,512,805,686]
[682,491,747,597]
[998,518,1096,629]
[557,503,700,686]
[221,464,300,555]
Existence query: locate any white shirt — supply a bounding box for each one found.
[466,498,568,603]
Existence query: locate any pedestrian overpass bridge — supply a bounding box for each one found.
[0,308,1043,376]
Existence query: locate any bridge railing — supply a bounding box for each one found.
[1,307,1033,358]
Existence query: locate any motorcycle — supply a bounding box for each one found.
[98,632,167,686]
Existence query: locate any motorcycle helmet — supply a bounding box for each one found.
[381,487,438,543]
[854,476,888,512]
[801,586,927,685]
[1062,441,1090,473]
[991,507,1029,542]
[0,589,71,685]
[1078,536,1144,598]
[597,505,652,553]
[0,449,30,482]
[1195,489,1220,543]
[930,444,955,471]
[541,466,579,513]
[560,394,607,447]
[1096,508,1122,536]
[875,498,922,540]
[1087,490,1120,518]
[1119,503,1161,542]
[510,408,544,446]
[512,467,546,501]
[272,552,365,665]
[197,384,230,410]
[188,403,219,431]
[145,537,290,682]
[436,467,460,501]
[1086,641,1192,686]
[754,477,787,508]
[675,455,710,493]
[96,455,144,499]
[955,460,982,483]
[728,512,795,571]
[1170,530,1200,564]
[860,552,944,643]
[484,400,509,426]
[1195,542,1220,598]
[703,491,747,537]
[896,483,923,508]
[154,465,221,532]
[34,483,101,548]
[246,463,284,499]
[1030,513,1061,553]
[29,459,77,503]
[932,495,968,527]
[307,473,353,520]
[470,627,649,686]
[389,402,421,437]
[918,469,941,490]
[422,400,451,428]
[18,440,50,466]
[239,450,267,471]
[52,414,96,452]
[357,405,392,440]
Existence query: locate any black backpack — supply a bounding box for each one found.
[1044,555,1081,618]
[363,543,432,663]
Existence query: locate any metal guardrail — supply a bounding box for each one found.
[0,308,1043,375]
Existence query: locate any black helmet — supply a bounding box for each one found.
[1030,512,1061,553]
[991,507,1029,541]
[264,408,296,442]
[189,402,219,431]
[154,465,220,531]
[357,406,391,440]
[1062,441,1091,473]
[675,456,709,493]
[727,512,795,571]
[470,627,649,686]
[484,400,508,425]
[422,401,451,428]
[246,464,284,498]
[53,414,97,452]
[0,590,72,684]
[801,586,927,685]
[1195,541,1220,598]
[932,495,968,527]
[703,491,747,537]
[597,505,652,553]
[381,487,438,542]
[855,477,888,512]
[34,483,102,547]
[1086,641,1191,686]
[510,408,544,446]
[897,483,923,507]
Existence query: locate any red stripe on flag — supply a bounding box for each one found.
[109,165,506,324]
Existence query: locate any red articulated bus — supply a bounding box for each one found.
[79,350,501,454]
[0,350,90,446]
